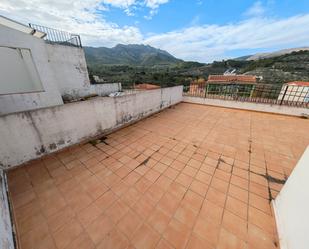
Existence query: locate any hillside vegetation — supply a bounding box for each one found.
[85,45,309,88]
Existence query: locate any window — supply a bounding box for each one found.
[0,47,44,94]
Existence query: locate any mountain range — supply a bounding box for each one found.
[237,47,309,61]
[85,44,309,87]
[84,44,182,66]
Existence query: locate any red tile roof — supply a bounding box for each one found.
[134,83,160,90]
[286,81,309,87]
[208,75,257,84]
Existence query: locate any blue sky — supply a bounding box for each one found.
[1,0,309,62]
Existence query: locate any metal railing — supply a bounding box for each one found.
[184,83,309,108]
[29,23,82,47]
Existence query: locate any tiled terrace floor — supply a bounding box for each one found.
[7,103,309,249]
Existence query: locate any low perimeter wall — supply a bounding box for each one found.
[0,170,14,249]
[273,146,309,249]
[0,86,183,169]
[183,96,309,116]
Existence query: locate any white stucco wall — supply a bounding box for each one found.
[183,96,309,116]
[0,170,14,249]
[273,146,309,249]
[45,43,91,101]
[0,86,183,168]
[0,23,63,115]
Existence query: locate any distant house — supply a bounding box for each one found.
[135,83,160,90]
[206,75,258,97]
[188,75,257,97]
[278,81,309,103]
[207,75,257,84]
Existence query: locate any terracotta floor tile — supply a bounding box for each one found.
[217,228,247,249]
[249,182,269,199]
[132,223,161,249]
[175,173,193,188]
[195,171,212,185]
[183,166,199,177]
[117,209,143,239]
[230,175,249,191]
[228,184,248,204]
[18,212,45,236]
[10,103,307,249]
[167,182,187,199]
[181,190,204,211]
[155,239,174,249]
[174,203,198,228]
[160,156,174,166]
[222,210,248,241]
[200,164,216,176]
[115,166,132,178]
[193,216,220,247]
[211,177,229,193]
[111,180,130,197]
[155,175,173,190]
[199,201,224,225]
[163,167,180,180]
[206,187,227,208]
[65,233,95,249]
[225,196,248,220]
[77,203,103,227]
[86,214,115,245]
[153,162,168,173]
[204,157,218,167]
[105,199,130,223]
[217,162,232,173]
[147,207,171,234]
[247,223,278,249]
[186,234,214,249]
[249,193,272,215]
[121,187,141,207]
[232,167,249,180]
[248,206,275,236]
[171,159,186,171]
[163,218,191,249]
[189,179,208,197]
[157,192,180,217]
[94,189,118,211]
[123,171,141,186]
[144,169,161,183]
[135,177,153,193]
[214,169,231,182]
[144,185,165,206]
[47,206,75,233]
[187,158,202,169]
[97,228,129,249]
[52,219,83,249]
[133,196,155,220]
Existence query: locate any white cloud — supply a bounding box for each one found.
[1,0,309,63]
[245,1,266,17]
[0,0,143,47]
[102,0,136,9]
[100,0,169,17]
[144,14,309,62]
[144,0,169,9]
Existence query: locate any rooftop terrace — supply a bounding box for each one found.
[7,103,309,249]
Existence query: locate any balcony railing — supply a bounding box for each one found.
[29,23,82,47]
[184,83,309,108]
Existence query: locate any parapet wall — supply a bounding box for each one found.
[0,86,183,169]
[183,96,309,116]
[0,170,14,249]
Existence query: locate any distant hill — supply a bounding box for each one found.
[240,47,309,61]
[84,44,183,66]
[86,45,309,87]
